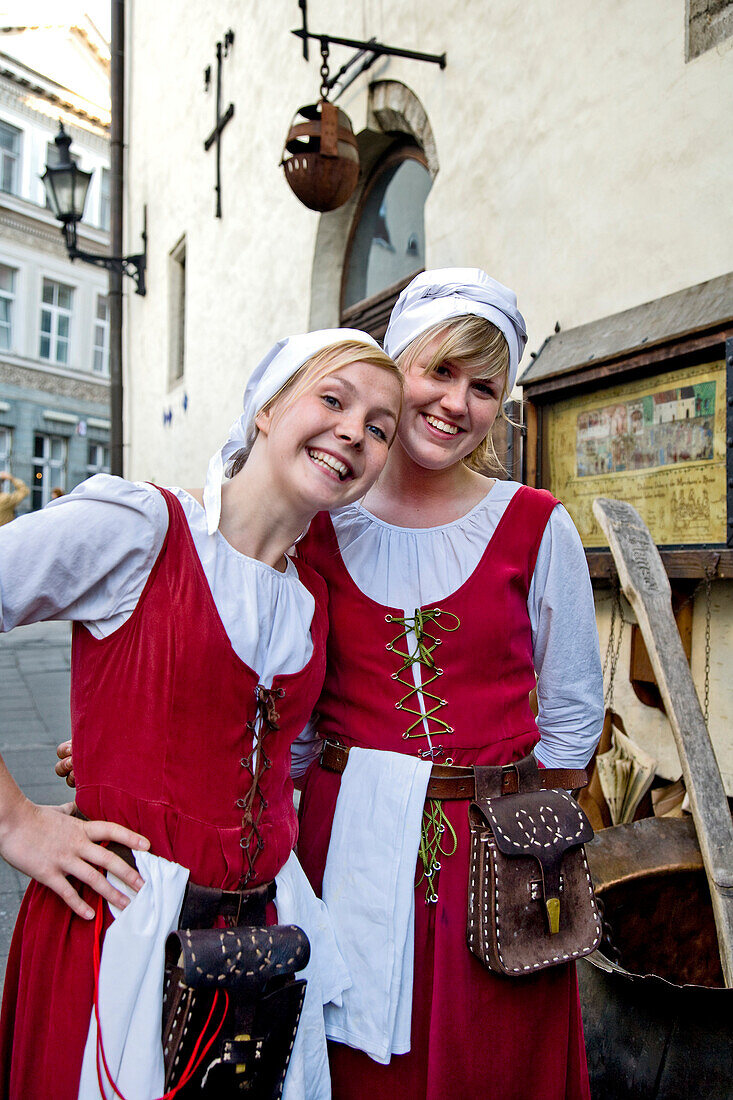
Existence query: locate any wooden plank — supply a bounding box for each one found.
[587,548,733,580]
[519,271,733,388]
[593,497,733,986]
[521,325,731,402]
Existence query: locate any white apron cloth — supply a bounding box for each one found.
[323,748,431,1064]
[78,851,189,1099]
[78,850,348,1100]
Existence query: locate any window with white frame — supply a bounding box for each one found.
[0,426,12,474]
[32,432,67,509]
[99,167,110,230]
[87,441,110,476]
[39,278,74,365]
[0,121,21,195]
[93,294,109,374]
[0,264,17,351]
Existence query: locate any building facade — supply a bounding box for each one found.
[0,20,111,515]
[121,1,733,789]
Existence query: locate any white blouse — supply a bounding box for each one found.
[0,474,315,687]
[325,480,604,769]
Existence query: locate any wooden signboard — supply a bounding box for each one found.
[545,359,727,548]
[519,274,733,577]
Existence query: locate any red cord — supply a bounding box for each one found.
[92,894,230,1100]
[159,989,229,1099]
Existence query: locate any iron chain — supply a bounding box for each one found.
[319,38,331,100]
[603,582,625,710]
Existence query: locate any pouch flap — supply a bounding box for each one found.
[168,924,310,992]
[474,789,593,866]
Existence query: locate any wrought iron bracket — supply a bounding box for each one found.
[61,208,147,296]
[292,1,446,78]
[292,27,446,71]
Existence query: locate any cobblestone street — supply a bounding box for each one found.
[0,620,72,994]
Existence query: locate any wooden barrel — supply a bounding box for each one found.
[578,816,733,1098]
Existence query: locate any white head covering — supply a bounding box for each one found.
[203,328,381,534]
[383,268,527,392]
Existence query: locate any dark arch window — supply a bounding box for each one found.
[341,145,432,341]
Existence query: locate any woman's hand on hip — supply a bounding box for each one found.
[0,794,150,919]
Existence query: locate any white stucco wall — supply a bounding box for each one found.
[123,0,733,789]
[122,0,732,484]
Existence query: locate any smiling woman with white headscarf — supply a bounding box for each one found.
[295,269,603,1100]
[0,329,402,1100]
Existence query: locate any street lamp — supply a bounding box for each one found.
[41,123,146,296]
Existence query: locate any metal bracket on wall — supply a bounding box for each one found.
[293,1,446,100]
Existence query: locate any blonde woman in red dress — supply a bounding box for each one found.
[295,271,604,1100]
[0,331,402,1100]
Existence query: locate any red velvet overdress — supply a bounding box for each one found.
[297,486,591,1100]
[0,488,328,1100]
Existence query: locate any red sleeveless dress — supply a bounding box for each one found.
[0,488,328,1100]
[297,486,591,1100]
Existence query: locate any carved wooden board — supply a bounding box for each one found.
[593,497,733,986]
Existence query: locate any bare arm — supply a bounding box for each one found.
[0,471,29,506]
[0,479,165,912]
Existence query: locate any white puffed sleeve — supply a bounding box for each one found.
[0,475,168,634]
[529,505,604,769]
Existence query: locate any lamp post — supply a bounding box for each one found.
[41,119,145,478]
[41,123,146,295]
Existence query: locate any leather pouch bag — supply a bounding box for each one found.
[467,757,602,976]
[162,923,310,1099]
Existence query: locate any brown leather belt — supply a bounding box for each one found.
[319,740,588,799]
[74,808,275,926]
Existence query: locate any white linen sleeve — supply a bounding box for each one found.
[290,716,322,781]
[528,504,604,769]
[0,474,168,633]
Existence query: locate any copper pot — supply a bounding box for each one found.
[281,100,360,212]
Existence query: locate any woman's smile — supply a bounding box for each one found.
[421,413,464,437]
[305,447,354,481]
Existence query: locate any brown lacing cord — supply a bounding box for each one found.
[238,685,283,887]
[385,608,461,739]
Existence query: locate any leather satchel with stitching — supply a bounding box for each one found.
[467,754,602,976]
[161,881,310,1099]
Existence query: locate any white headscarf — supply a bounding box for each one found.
[203,329,381,534]
[383,268,527,392]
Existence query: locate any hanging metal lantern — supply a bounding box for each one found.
[281,100,360,212]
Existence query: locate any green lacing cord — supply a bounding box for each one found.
[416,798,458,904]
[386,608,461,739]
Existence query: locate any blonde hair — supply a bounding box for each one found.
[396,315,511,473]
[228,340,402,476]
